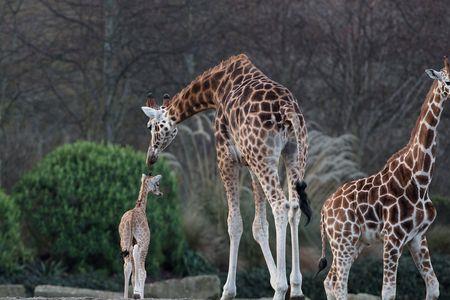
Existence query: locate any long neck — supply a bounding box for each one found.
[135,183,148,209]
[407,80,446,180]
[166,54,255,123]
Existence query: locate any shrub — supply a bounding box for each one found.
[13,141,185,276]
[431,195,450,225]
[0,189,28,274]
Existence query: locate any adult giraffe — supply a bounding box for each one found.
[141,54,311,300]
[317,58,450,300]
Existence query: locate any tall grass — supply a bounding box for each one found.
[162,115,365,270]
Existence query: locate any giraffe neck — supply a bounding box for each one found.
[135,183,149,209]
[166,54,255,123]
[407,80,447,179]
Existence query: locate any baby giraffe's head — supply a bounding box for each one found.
[141,173,163,196]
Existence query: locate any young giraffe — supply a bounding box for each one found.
[119,173,162,299]
[141,54,311,300]
[317,58,450,300]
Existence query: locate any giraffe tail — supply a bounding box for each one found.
[295,181,312,225]
[283,106,310,225]
[315,211,328,278]
[119,216,133,259]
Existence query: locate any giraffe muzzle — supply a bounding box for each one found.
[146,149,159,167]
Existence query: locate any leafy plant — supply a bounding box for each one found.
[0,189,28,274]
[13,141,185,276]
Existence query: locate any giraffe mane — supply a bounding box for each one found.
[166,54,251,107]
[386,80,438,164]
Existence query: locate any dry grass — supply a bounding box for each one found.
[163,116,365,269]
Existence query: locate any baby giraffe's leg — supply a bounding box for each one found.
[132,244,142,299]
[123,256,132,299]
[137,243,149,298]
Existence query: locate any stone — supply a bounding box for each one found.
[348,293,381,300]
[145,275,221,299]
[237,298,310,300]
[0,284,26,297]
[33,285,122,298]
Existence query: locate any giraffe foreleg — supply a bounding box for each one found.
[408,235,439,300]
[382,236,403,300]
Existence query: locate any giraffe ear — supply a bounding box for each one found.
[152,175,162,183]
[425,69,442,80]
[141,106,162,120]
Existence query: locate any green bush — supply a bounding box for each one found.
[13,141,185,276]
[0,189,28,274]
[182,249,217,276]
[431,195,450,225]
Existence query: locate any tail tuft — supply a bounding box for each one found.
[315,257,328,278]
[121,250,130,258]
[295,181,312,225]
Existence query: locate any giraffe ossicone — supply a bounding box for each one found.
[318,57,450,300]
[118,173,162,299]
[141,54,310,300]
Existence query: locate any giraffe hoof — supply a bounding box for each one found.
[132,293,141,299]
[289,296,305,300]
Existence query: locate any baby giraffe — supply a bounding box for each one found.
[119,173,162,299]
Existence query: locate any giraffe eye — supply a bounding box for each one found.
[147,124,152,130]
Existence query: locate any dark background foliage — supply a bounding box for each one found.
[12,142,185,276]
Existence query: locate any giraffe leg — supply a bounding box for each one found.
[284,150,305,299]
[252,168,289,300]
[138,247,148,298]
[123,257,132,298]
[132,244,142,299]
[324,236,362,300]
[220,162,242,300]
[408,235,439,300]
[323,258,337,300]
[131,256,136,295]
[250,173,276,289]
[382,236,403,300]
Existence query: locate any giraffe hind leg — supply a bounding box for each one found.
[251,166,289,300]
[219,161,242,300]
[250,172,276,290]
[323,218,362,300]
[283,143,308,299]
[408,235,439,300]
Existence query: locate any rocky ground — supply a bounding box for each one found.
[0,275,380,300]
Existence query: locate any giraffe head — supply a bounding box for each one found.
[141,173,163,196]
[141,93,178,167]
[425,56,450,97]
